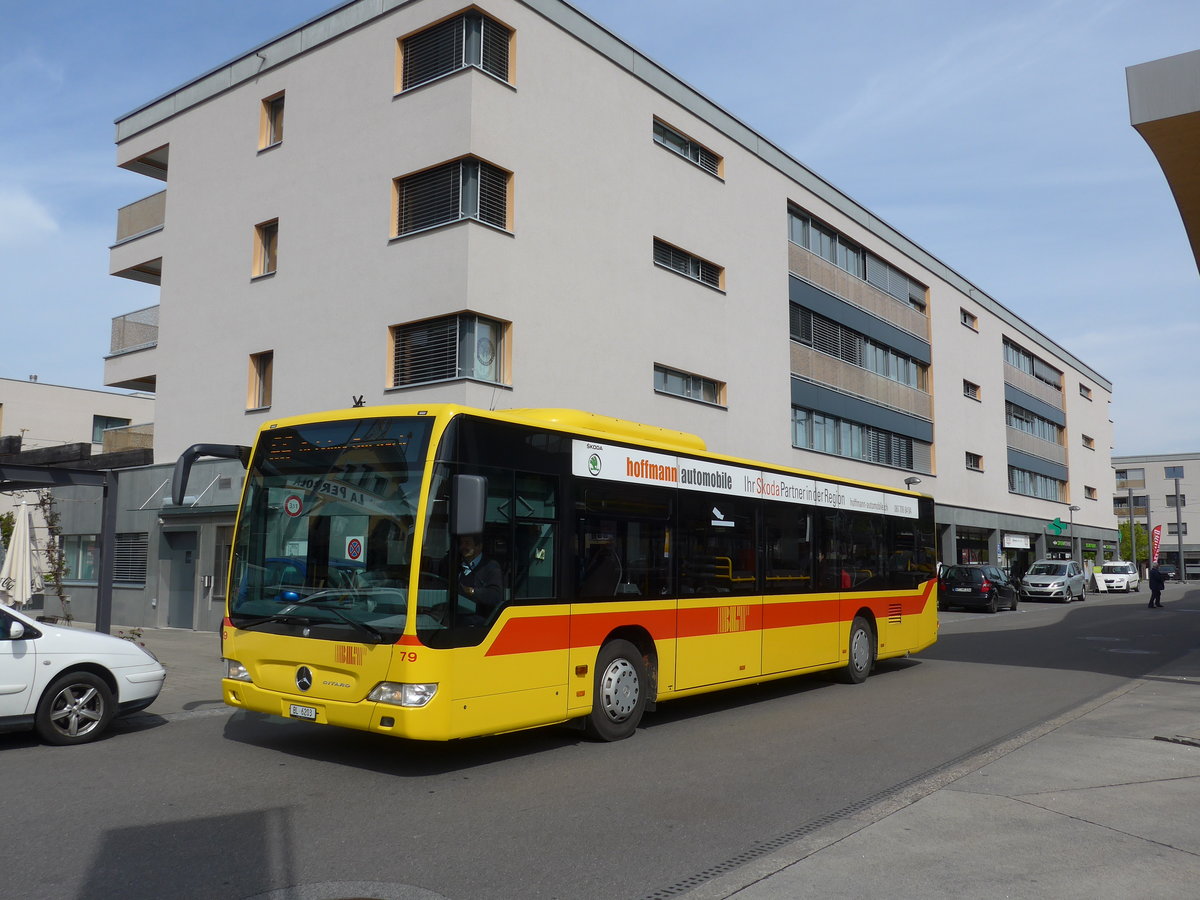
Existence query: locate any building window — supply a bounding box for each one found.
[1085,486,1098,500]
[63,534,98,581]
[92,415,131,444]
[113,533,150,584]
[248,351,274,410]
[1165,465,1185,479]
[788,206,927,312]
[960,308,978,330]
[253,219,278,276]
[654,365,724,406]
[1113,495,1148,512]
[652,119,720,176]
[1168,522,1188,535]
[1003,338,1062,391]
[259,92,284,149]
[1008,466,1064,502]
[395,157,509,236]
[790,304,928,390]
[1079,383,1092,400]
[1005,401,1063,445]
[391,313,504,388]
[1167,494,1187,508]
[399,11,511,91]
[792,407,923,471]
[654,238,722,288]
[1115,468,1144,487]
[963,380,980,401]
[965,452,983,472]
[1082,434,1095,450]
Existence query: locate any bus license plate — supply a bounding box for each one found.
[289,704,317,720]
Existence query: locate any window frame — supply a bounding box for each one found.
[396,10,514,93]
[653,238,724,290]
[393,156,512,238]
[960,308,978,330]
[259,92,285,150]
[389,312,508,389]
[247,350,274,411]
[253,219,278,277]
[653,364,726,408]
[965,452,983,472]
[652,118,723,178]
[963,380,980,401]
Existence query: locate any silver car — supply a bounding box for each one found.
[1021,559,1086,603]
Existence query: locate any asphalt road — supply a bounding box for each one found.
[4,587,1196,900]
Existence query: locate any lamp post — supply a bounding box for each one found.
[1128,486,1135,570]
[1174,475,1185,582]
[1069,504,1080,566]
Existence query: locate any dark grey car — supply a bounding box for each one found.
[938,564,1018,613]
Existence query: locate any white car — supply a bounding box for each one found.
[1098,561,1140,593]
[0,604,166,745]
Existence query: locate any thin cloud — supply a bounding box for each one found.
[0,186,59,243]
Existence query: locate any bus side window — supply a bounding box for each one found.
[677,494,758,596]
[764,504,813,594]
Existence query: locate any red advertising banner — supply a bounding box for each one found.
[1151,524,1162,565]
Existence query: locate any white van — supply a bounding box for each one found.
[1099,561,1140,592]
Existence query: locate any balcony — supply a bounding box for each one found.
[1003,363,1063,411]
[101,423,154,453]
[104,306,158,392]
[111,192,164,284]
[1005,426,1067,465]
[790,343,933,420]
[119,144,169,182]
[788,243,928,340]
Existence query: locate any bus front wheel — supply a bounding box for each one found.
[840,616,875,685]
[585,639,648,741]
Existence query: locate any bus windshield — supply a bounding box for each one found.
[229,416,432,640]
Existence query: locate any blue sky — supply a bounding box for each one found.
[2,0,1198,455]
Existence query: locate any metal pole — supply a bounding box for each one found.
[1128,486,1135,569]
[95,470,119,635]
[1175,476,1185,582]
[1069,505,1079,566]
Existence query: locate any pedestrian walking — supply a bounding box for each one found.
[1147,564,1166,608]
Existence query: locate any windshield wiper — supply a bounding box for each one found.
[232,612,311,631]
[291,602,386,643]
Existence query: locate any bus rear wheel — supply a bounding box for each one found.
[840,616,875,684]
[585,639,648,741]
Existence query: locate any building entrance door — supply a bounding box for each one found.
[166,531,198,629]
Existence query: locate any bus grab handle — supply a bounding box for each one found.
[172,443,252,507]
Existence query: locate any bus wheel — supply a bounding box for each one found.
[840,616,875,685]
[585,640,648,741]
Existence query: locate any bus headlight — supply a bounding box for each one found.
[368,682,438,708]
[225,659,253,682]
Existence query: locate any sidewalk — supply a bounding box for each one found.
[686,581,1200,899]
[96,584,1200,899]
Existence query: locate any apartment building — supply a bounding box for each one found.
[85,0,1116,628]
[1113,454,1198,578]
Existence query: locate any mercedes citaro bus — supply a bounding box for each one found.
[173,405,937,742]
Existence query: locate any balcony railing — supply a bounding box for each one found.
[790,343,933,420]
[110,305,159,356]
[1006,426,1067,465]
[788,244,928,339]
[1003,363,1064,411]
[115,191,166,243]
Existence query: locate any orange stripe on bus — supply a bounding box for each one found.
[482,583,934,657]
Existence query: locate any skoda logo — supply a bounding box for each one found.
[296,666,314,692]
[588,453,602,476]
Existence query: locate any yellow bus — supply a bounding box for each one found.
[173,405,937,742]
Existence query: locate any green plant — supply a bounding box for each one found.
[1118,522,1148,565]
[0,510,13,548]
[35,491,72,624]
[116,627,145,646]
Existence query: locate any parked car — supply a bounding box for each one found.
[1159,563,1178,581]
[1098,561,1140,592]
[0,604,166,745]
[938,564,1018,613]
[1021,559,1086,603]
